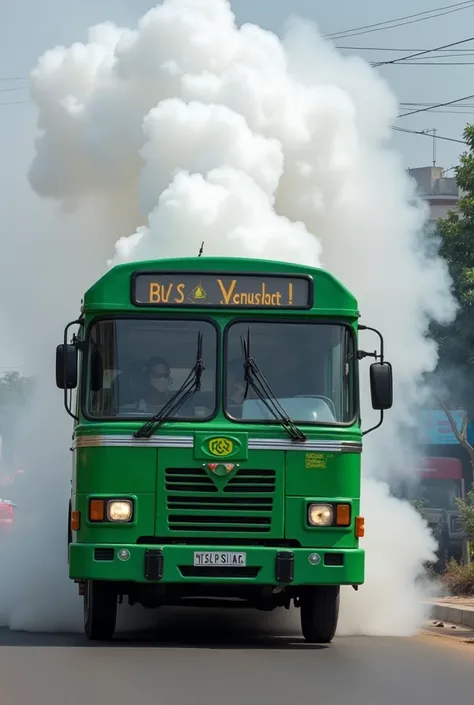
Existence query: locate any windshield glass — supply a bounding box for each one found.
[225,321,355,425]
[415,480,461,510]
[85,318,218,420]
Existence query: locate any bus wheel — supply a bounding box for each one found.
[84,580,117,641]
[300,585,340,644]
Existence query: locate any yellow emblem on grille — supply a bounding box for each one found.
[208,437,234,457]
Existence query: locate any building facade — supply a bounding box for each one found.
[408,166,461,231]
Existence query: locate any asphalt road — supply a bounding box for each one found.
[0,607,473,705]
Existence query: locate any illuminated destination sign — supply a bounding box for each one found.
[131,272,313,309]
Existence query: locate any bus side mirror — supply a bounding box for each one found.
[370,361,393,410]
[56,344,78,389]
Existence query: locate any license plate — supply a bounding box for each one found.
[193,551,247,567]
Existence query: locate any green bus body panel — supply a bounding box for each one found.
[70,430,363,586]
[285,450,361,497]
[68,256,365,589]
[69,544,364,585]
[82,256,358,317]
[76,447,157,493]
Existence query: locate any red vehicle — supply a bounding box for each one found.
[0,498,15,536]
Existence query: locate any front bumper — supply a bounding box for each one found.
[69,544,364,586]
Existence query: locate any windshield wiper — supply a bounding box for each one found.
[240,329,307,442]
[134,332,205,439]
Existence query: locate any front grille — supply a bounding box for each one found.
[94,548,114,561]
[165,467,276,533]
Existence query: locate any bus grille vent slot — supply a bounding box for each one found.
[94,548,115,561]
[165,467,276,533]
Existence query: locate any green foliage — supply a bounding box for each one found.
[410,497,429,522]
[442,557,474,596]
[432,126,474,407]
[455,488,474,539]
[0,371,35,410]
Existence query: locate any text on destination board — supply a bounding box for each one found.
[132,273,312,308]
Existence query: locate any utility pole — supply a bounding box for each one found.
[421,128,437,167]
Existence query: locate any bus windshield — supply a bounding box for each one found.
[224,321,356,425]
[85,318,218,420]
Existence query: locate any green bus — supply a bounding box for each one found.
[57,256,393,643]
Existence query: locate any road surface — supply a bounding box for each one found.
[0,607,473,705]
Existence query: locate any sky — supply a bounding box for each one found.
[0,0,471,368]
[1,1,472,168]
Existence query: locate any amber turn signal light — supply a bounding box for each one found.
[355,516,365,538]
[335,504,351,526]
[71,510,81,531]
[89,499,105,521]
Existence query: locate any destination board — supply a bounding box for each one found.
[131,272,313,309]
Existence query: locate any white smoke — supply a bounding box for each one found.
[0,0,456,635]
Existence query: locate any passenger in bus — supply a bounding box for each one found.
[134,356,172,414]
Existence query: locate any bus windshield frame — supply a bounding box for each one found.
[82,315,219,422]
[223,318,358,428]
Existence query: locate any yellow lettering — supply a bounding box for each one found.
[288,282,293,305]
[232,293,241,304]
[175,283,185,303]
[254,293,261,304]
[149,283,160,303]
[217,278,237,304]
[162,283,173,303]
[276,291,281,305]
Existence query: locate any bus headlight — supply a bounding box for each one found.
[107,500,133,522]
[308,504,333,527]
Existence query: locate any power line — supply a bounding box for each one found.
[400,101,474,105]
[398,93,474,118]
[0,87,27,94]
[372,35,474,67]
[327,2,474,40]
[399,102,474,113]
[401,108,474,114]
[390,61,474,65]
[0,100,29,107]
[337,45,474,52]
[391,126,467,145]
[405,52,474,58]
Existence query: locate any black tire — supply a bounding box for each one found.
[84,580,117,641]
[300,585,340,644]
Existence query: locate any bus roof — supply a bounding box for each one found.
[420,457,463,480]
[83,256,359,317]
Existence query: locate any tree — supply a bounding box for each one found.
[433,124,474,412]
[0,371,35,410]
[437,400,474,473]
[456,489,474,541]
[0,371,35,472]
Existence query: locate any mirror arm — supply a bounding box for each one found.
[362,409,384,437]
[358,324,385,362]
[357,349,378,361]
[63,317,83,421]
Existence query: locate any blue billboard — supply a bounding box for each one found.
[417,409,472,445]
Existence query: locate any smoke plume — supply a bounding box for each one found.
[0,0,457,634]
